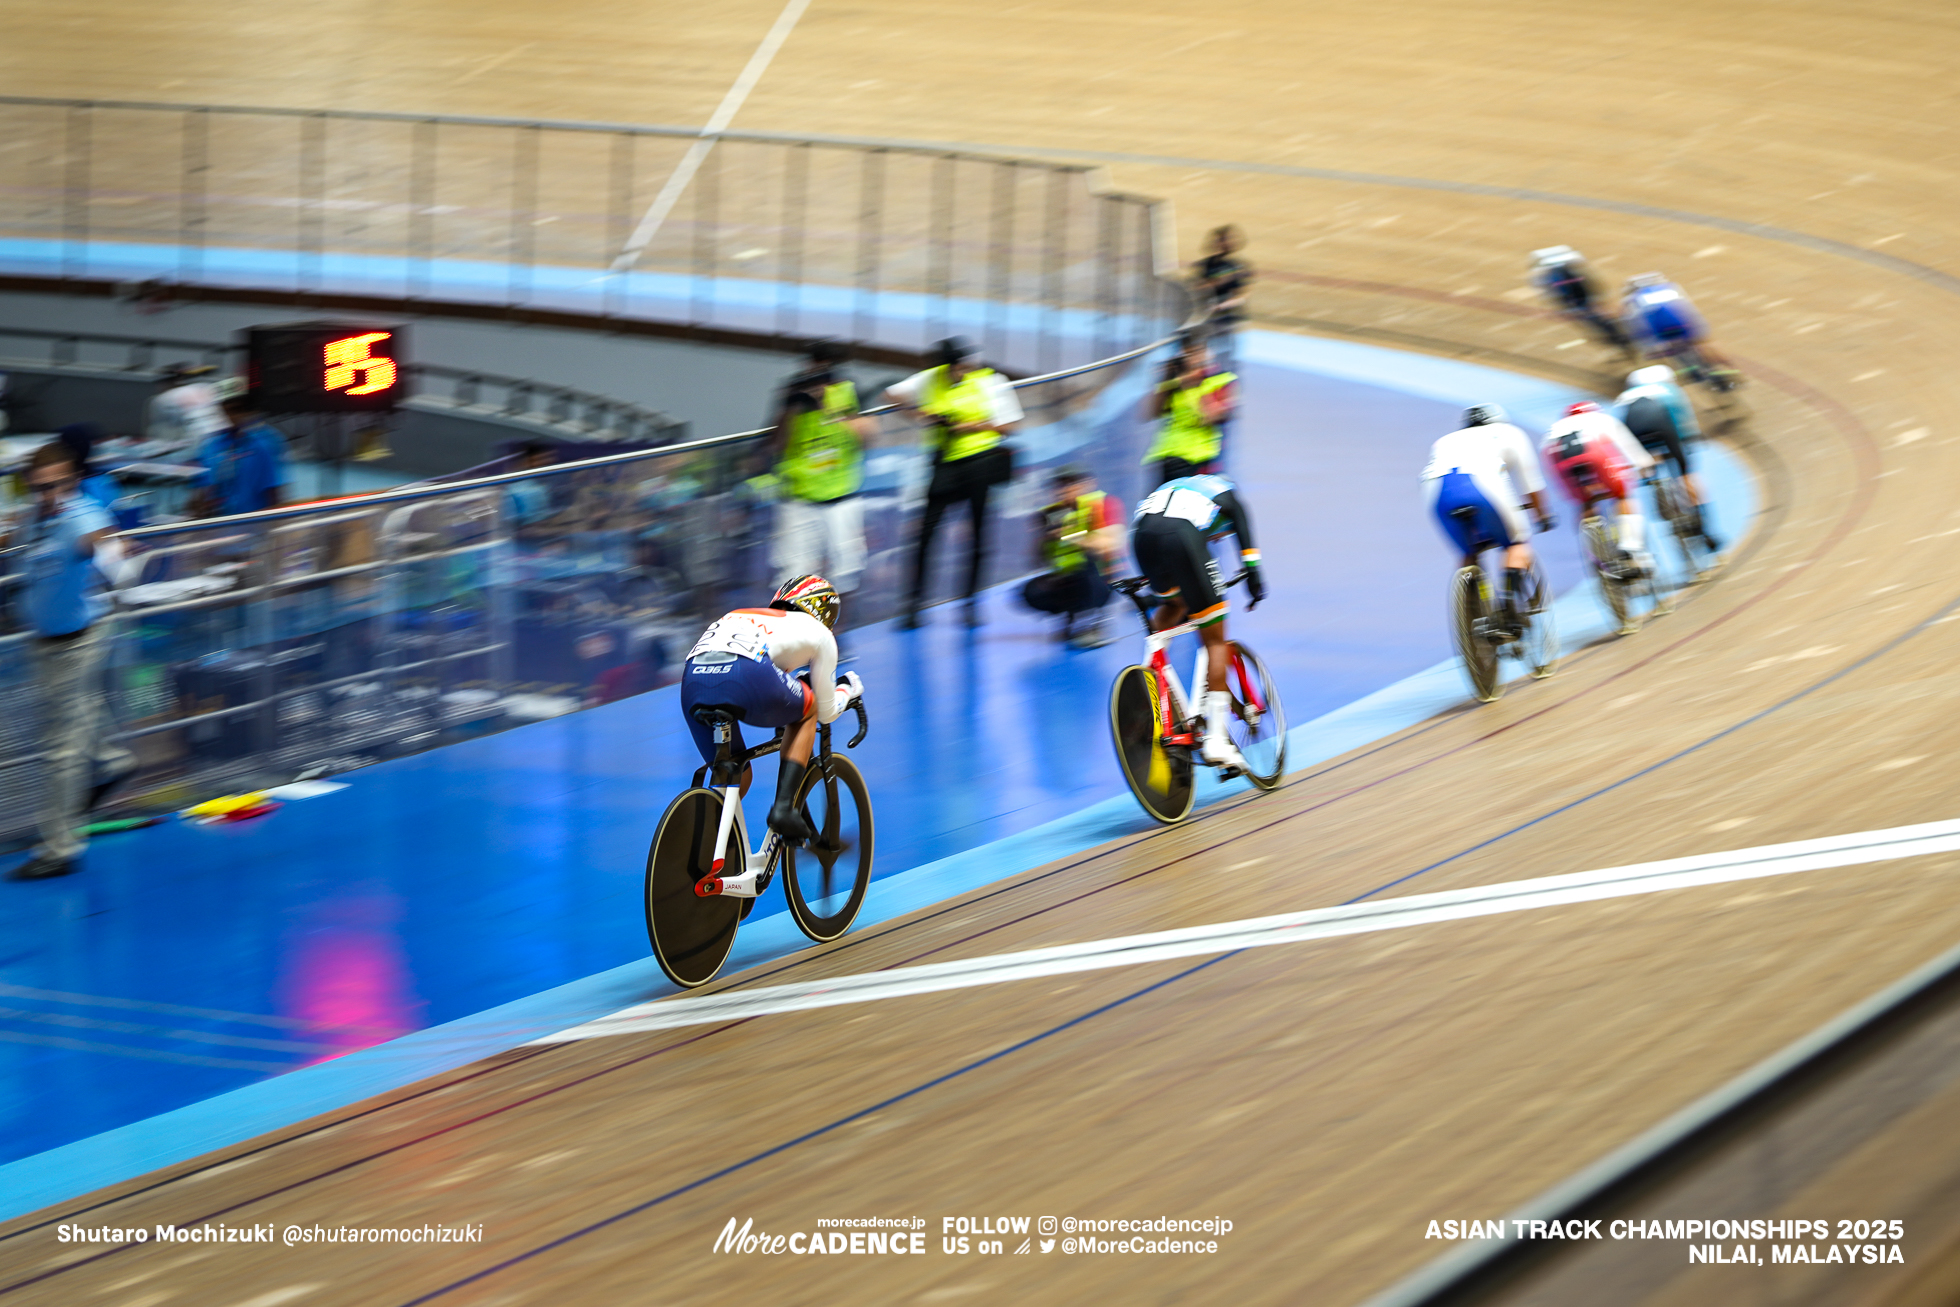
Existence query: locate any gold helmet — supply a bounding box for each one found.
[770,575,840,630]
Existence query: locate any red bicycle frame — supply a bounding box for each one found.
[1148,644,1263,749]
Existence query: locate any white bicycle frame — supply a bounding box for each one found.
[701,719,784,900]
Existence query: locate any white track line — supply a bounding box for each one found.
[610,0,813,273]
[535,817,1960,1045]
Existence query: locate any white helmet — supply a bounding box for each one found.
[1531,245,1579,267]
[1627,365,1676,388]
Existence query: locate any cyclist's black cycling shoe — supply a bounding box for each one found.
[768,760,813,843]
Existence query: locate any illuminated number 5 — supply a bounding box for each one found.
[324,332,397,396]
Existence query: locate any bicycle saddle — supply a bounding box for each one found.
[690,705,746,725]
[1111,577,1151,596]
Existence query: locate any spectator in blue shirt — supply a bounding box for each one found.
[57,423,121,512]
[192,386,287,518]
[504,440,559,535]
[6,443,135,880]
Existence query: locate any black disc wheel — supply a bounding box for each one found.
[1224,641,1287,790]
[782,755,874,943]
[645,788,742,988]
[1451,565,1501,703]
[1110,664,1196,824]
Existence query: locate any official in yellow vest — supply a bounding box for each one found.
[1145,334,1237,486]
[762,340,875,597]
[885,337,1024,628]
[1020,465,1124,648]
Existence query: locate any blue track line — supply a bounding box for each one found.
[395,953,1237,1306]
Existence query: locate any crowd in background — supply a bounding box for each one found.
[3,223,1254,882]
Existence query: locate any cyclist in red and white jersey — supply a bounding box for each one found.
[1541,401,1657,578]
[681,575,862,840]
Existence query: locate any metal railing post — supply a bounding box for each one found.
[61,104,92,283]
[853,149,885,346]
[408,118,437,301]
[297,113,326,295]
[508,124,540,308]
[250,520,278,768]
[691,134,720,328]
[776,141,809,338]
[1041,167,1068,373]
[179,107,208,287]
[987,161,1015,363]
[1094,194,1118,363]
[928,154,955,349]
[604,131,634,318]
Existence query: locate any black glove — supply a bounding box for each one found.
[1244,566,1266,609]
[1534,511,1557,535]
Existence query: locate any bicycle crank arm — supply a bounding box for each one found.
[695,867,763,899]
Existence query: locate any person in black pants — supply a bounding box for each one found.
[886,338,1024,629]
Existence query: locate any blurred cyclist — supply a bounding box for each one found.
[1422,404,1557,640]
[1129,472,1263,773]
[680,575,862,842]
[1531,246,1632,355]
[1621,272,1739,383]
[1542,401,1657,579]
[1615,365,1723,558]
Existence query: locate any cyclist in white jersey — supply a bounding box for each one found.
[1129,473,1263,771]
[1422,404,1558,638]
[681,575,862,840]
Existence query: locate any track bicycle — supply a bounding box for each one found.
[1555,302,1636,359]
[644,698,873,988]
[1106,572,1285,825]
[1445,505,1558,704]
[1644,465,1719,583]
[1643,339,1746,425]
[1579,505,1672,637]
[1664,341,1743,395]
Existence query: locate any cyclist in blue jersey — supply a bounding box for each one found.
[1422,405,1558,639]
[1621,273,1739,382]
[1129,473,1263,771]
[1615,365,1723,557]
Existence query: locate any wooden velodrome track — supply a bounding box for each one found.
[6,1,1960,1302]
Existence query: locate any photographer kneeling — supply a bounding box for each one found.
[1020,464,1122,649]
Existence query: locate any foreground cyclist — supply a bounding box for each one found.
[1421,404,1557,639]
[1130,473,1263,772]
[1541,401,1657,577]
[681,575,862,842]
[1615,364,1723,559]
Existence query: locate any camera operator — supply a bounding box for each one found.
[759,339,875,602]
[1143,332,1238,486]
[1020,464,1122,649]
